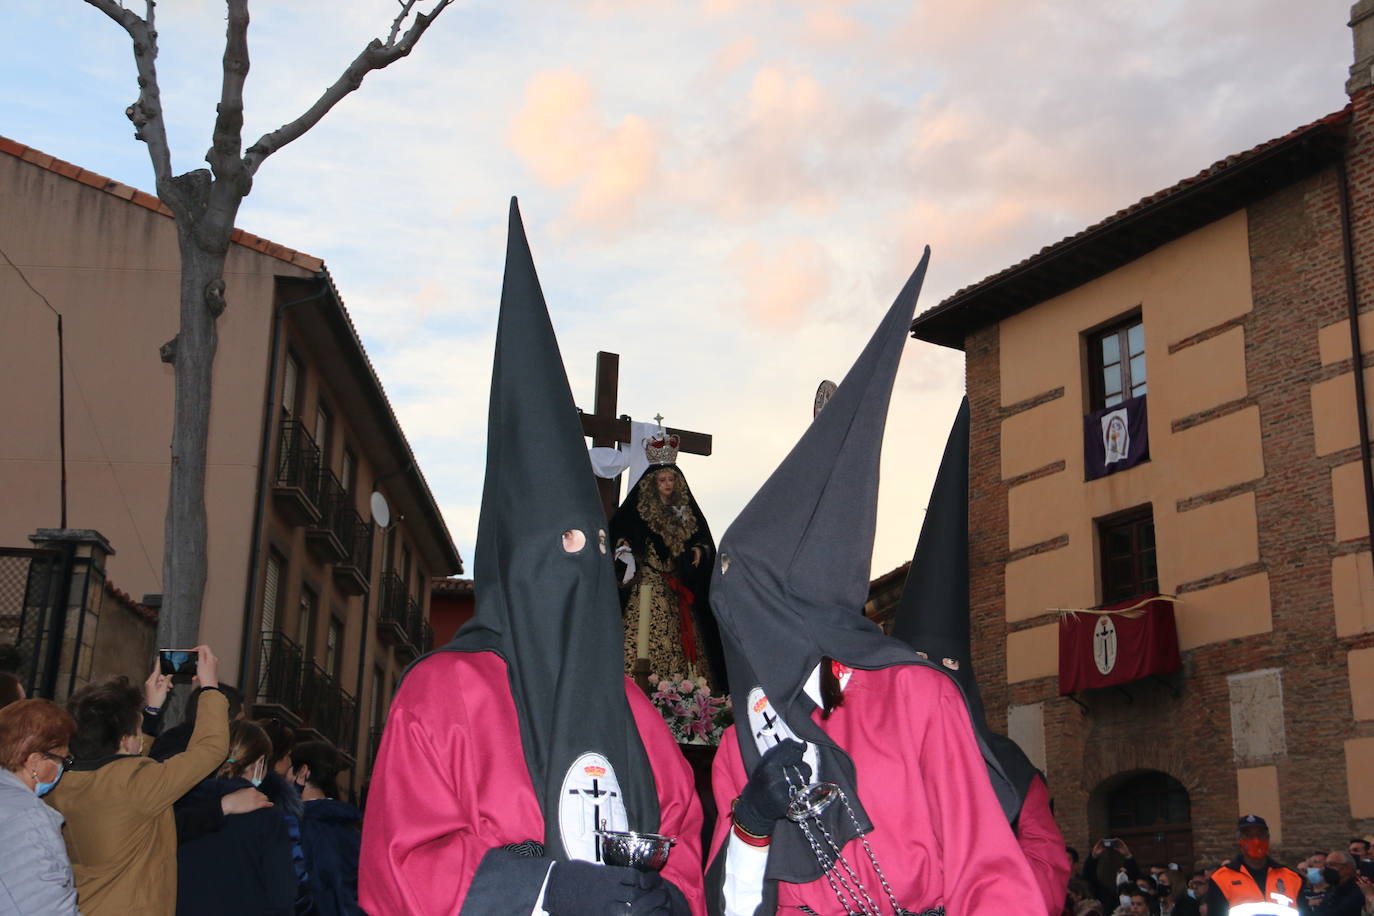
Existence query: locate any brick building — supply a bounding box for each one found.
[902,4,1374,866]
[0,136,462,796]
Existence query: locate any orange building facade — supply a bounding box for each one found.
[903,6,1374,866]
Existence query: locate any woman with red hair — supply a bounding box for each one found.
[0,697,79,914]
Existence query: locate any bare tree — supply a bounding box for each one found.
[82,1,452,658]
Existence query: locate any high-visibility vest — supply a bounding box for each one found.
[1210,862,1302,916]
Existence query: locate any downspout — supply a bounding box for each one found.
[1336,162,1374,554]
[237,281,330,696]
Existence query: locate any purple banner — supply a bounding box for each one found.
[1084,394,1149,480]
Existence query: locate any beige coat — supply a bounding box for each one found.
[46,689,229,916]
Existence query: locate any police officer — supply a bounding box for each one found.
[1205,814,1311,915]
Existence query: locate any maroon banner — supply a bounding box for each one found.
[1058,594,1180,695]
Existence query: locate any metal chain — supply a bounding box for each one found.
[783,769,906,915]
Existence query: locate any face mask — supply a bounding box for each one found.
[35,762,64,797]
[1117,873,1131,886]
[1239,837,1269,859]
[1120,895,1133,908]
[1324,868,1341,887]
[1187,889,1197,900]
[1307,867,1323,885]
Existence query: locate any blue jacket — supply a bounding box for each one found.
[175,778,296,916]
[301,799,363,916]
[0,768,80,915]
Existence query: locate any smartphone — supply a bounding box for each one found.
[158,648,198,678]
[1103,838,1117,848]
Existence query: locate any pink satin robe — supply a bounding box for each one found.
[1018,775,1072,916]
[359,650,706,916]
[709,664,1042,915]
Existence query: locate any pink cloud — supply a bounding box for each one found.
[803,6,863,45]
[709,35,758,81]
[728,238,834,328]
[509,70,662,231]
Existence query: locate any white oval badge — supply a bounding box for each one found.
[1093,616,1118,675]
[558,752,628,862]
[743,686,820,781]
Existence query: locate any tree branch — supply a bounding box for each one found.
[387,0,420,48]
[206,0,251,193]
[242,0,453,176]
[83,0,174,187]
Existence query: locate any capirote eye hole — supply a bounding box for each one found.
[561,529,586,553]
[720,553,730,574]
[597,529,607,554]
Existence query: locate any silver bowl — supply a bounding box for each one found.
[595,829,677,872]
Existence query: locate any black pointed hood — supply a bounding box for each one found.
[443,199,659,857]
[891,397,1038,821]
[711,249,968,883]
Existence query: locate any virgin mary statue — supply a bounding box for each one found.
[611,432,725,693]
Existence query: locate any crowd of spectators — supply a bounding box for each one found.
[0,646,362,916]
[1065,825,1374,916]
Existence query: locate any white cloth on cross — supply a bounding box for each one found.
[586,421,665,490]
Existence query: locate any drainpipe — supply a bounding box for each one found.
[1336,162,1374,553]
[237,282,330,696]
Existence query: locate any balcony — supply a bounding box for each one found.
[333,511,372,596]
[397,597,424,663]
[254,631,305,725]
[375,572,409,649]
[299,663,358,761]
[272,421,322,527]
[253,630,357,761]
[306,471,350,565]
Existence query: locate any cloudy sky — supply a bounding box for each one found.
[0,0,1355,579]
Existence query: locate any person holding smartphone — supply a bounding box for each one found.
[1084,837,1143,915]
[45,645,229,916]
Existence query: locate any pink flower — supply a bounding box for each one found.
[657,680,672,693]
[679,679,695,693]
[689,716,711,740]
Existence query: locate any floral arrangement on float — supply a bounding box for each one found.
[648,674,732,745]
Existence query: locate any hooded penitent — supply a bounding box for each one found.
[709,246,1016,884]
[889,397,1038,823]
[441,199,660,859]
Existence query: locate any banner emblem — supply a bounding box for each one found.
[1093,616,1118,675]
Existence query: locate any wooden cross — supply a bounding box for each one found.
[577,351,713,519]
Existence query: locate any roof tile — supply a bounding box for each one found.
[19,148,54,169]
[51,159,82,180]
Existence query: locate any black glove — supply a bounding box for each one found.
[622,876,692,916]
[544,860,663,916]
[733,738,811,838]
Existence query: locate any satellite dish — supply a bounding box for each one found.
[369,491,391,528]
[813,380,838,419]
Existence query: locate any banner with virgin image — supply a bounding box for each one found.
[1084,394,1149,480]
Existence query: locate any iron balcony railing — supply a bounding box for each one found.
[299,661,359,756]
[342,513,373,579]
[274,420,322,504]
[257,631,305,714]
[377,572,409,644]
[257,631,357,756]
[319,472,356,546]
[403,597,424,656]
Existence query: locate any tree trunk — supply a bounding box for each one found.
[156,225,225,655]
